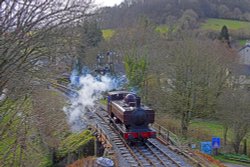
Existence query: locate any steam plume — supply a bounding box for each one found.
[64,69,126,131]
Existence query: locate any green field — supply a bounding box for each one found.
[190,120,224,138]
[102,25,170,40]
[102,19,250,40]
[239,39,247,46]
[102,29,115,40]
[155,25,169,35]
[190,120,250,151]
[201,18,250,31]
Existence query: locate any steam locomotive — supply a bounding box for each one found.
[107,91,156,142]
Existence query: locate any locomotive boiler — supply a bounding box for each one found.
[107,91,156,141]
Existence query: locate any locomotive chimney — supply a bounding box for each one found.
[136,97,141,108]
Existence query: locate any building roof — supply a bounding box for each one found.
[239,44,250,52]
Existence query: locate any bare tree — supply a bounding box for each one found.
[0,0,94,92]
[163,38,235,137]
[178,9,199,30]
[217,89,250,153]
[0,0,95,166]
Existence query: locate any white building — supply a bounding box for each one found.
[235,41,250,89]
[239,41,250,65]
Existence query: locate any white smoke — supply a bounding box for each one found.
[64,72,126,132]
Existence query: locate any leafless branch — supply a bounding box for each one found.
[0,0,94,90]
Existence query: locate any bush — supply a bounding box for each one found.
[56,130,95,165]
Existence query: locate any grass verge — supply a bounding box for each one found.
[215,154,250,166]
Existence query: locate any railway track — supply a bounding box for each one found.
[95,106,192,167]
[129,139,192,167]
[94,109,142,167]
[50,82,194,166]
[49,81,78,97]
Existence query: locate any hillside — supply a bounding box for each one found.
[99,0,250,29]
[101,18,250,44]
[201,18,250,31]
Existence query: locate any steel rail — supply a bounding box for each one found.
[144,142,174,167]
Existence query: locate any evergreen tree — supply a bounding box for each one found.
[219,25,231,47]
[124,55,148,93]
[220,25,229,41]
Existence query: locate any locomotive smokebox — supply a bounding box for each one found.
[133,108,146,126]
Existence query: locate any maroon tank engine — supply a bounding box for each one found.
[107,91,156,141]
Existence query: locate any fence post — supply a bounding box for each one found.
[94,138,98,156]
[158,125,161,137]
[167,130,170,142]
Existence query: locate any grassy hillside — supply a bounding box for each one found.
[101,25,169,40]
[102,18,250,39]
[201,18,250,31]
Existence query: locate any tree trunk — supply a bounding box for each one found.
[182,124,188,138]
[50,147,56,165]
[233,137,241,154]
[181,111,189,138]
[223,125,228,146]
[232,125,248,154]
[243,139,247,155]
